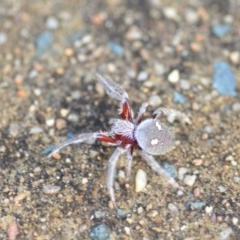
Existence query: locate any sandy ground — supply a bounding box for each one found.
[0,0,240,239]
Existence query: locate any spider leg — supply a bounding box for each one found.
[107,147,127,209]
[125,148,133,181]
[152,107,191,124]
[139,150,183,190]
[48,132,119,158]
[96,74,133,121]
[136,102,148,124]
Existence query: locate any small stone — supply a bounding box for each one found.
[9,123,19,137]
[89,223,110,240]
[160,162,177,179]
[118,170,125,179]
[67,113,79,122]
[168,69,179,83]
[168,203,179,215]
[212,24,230,38]
[192,159,203,166]
[232,103,240,112]
[125,26,142,40]
[205,205,213,214]
[233,177,240,183]
[135,169,147,192]
[29,126,43,134]
[232,217,238,225]
[225,155,234,161]
[81,35,92,44]
[149,95,162,108]
[137,206,143,214]
[46,16,59,29]
[137,71,149,81]
[52,153,61,160]
[220,227,233,240]
[56,119,67,130]
[94,210,105,219]
[180,79,190,90]
[185,9,199,24]
[60,108,69,117]
[178,167,188,180]
[65,48,74,56]
[154,63,165,76]
[229,51,240,64]
[173,91,186,104]
[82,178,88,184]
[33,167,42,173]
[218,185,226,193]
[43,185,61,195]
[163,7,178,21]
[33,88,41,96]
[0,32,7,45]
[46,119,55,127]
[183,175,196,186]
[193,187,201,197]
[71,90,81,100]
[147,210,158,218]
[124,227,131,235]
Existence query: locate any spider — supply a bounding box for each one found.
[48,74,190,208]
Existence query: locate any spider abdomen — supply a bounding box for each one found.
[134,119,174,155]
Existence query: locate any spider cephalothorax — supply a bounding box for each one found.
[48,74,190,208]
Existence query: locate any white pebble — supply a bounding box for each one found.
[178,167,188,180]
[205,206,213,214]
[46,17,59,29]
[149,95,162,107]
[124,227,131,235]
[168,203,179,215]
[0,32,7,45]
[180,79,190,90]
[42,185,61,194]
[232,102,240,112]
[60,108,69,117]
[232,217,238,225]
[163,7,178,21]
[168,69,179,83]
[137,71,149,81]
[229,51,240,64]
[33,88,41,96]
[29,126,43,134]
[183,174,196,186]
[82,178,88,184]
[45,119,55,127]
[67,113,79,122]
[218,185,227,193]
[82,35,92,44]
[135,169,147,192]
[185,9,199,24]
[118,170,125,179]
[233,177,240,183]
[220,227,233,240]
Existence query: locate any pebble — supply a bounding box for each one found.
[29,126,43,134]
[137,71,149,81]
[232,102,240,112]
[178,167,188,180]
[36,31,53,57]
[0,32,7,45]
[55,118,67,130]
[149,95,162,107]
[232,217,238,225]
[193,187,201,197]
[89,223,110,240]
[192,159,203,166]
[94,210,105,219]
[229,51,240,64]
[163,7,178,21]
[173,91,186,104]
[42,185,61,195]
[135,169,147,192]
[154,63,165,76]
[81,34,92,44]
[168,203,179,215]
[7,222,19,240]
[71,90,81,100]
[118,170,125,179]
[168,69,179,83]
[189,200,205,210]
[160,162,177,179]
[180,79,190,90]
[52,153,61,160]
[220,227,233,240]
[205,205,213,214]
[183,174,196,186]
[108,41,124,57]
[67,113,79,122]
[60,108,69,117]
[46,16,59,29]
[123,227,131,235]
[233,177,240,183]
[147,210,158,218]
[9,123,19,137]
[33,88,41,96]
[218,185,226,193]
[39,145,55,156]
[125,26,143,40]
[117,209,127,217]
[45,119,55,127]
[185,9,199,24]
[213,61,237,96]
[212,24,230,38]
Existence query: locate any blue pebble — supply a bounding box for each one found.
[36,31,53,57]
[66,132,75,139]
[173,91,186,104]
[117,208,127,217]
[189,200,206,210]
[160,162,178,179]
[213,61,237,96]
[39,145,55,156]
[108,41,124,57]
[212,24,230,38]
[89,223,110,240]
[68,29,87,43]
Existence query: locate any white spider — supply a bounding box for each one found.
[48,74,190,208]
